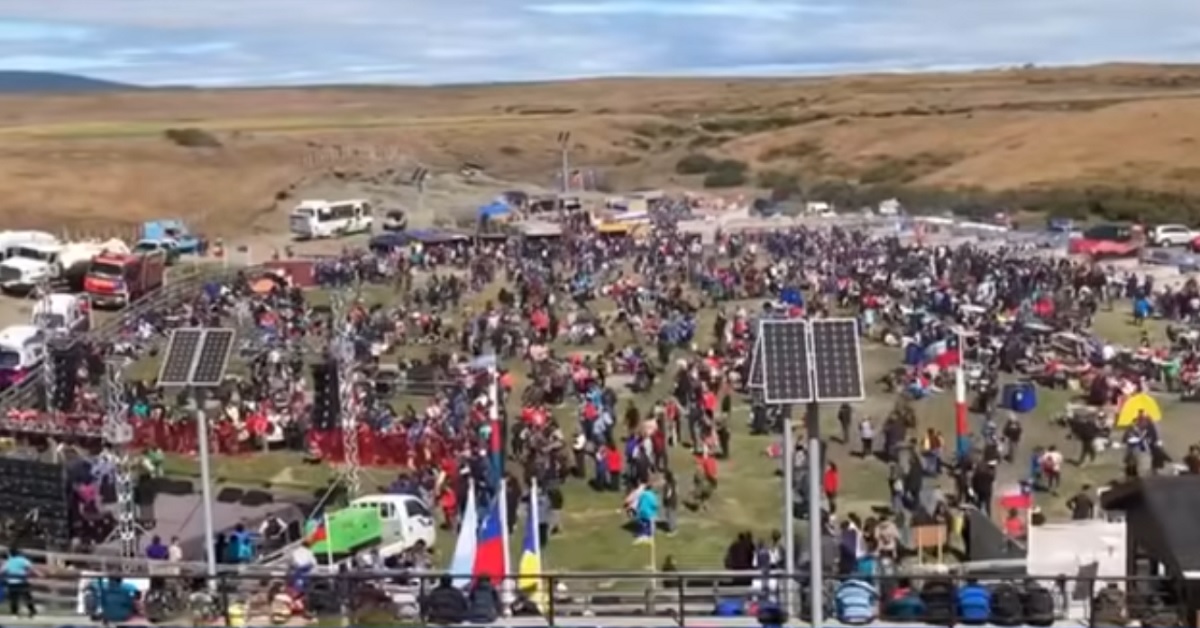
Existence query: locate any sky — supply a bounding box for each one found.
[0,0,1197,86]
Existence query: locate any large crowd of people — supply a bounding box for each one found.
[0,199,1197,625]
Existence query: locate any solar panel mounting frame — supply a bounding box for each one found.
[747,328,764,389]
[156,327,238,388]
[157,328,204,387]
[810,317,866,402]
[759,318,814,405]
[191,328,236,386]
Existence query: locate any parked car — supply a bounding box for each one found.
[1150,224,1197,247]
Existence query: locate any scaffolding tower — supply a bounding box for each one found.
[36,284,57,413]
[102,361,140,558]
[329,289,361,497]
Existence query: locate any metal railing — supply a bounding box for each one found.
[0,263,255,412]
[9,566,1189,627]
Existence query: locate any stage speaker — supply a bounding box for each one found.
[240,489,274,507]
[134,475,159,506]
[311,361,340,431]
[216,487,244,503]
[161,478,195,496]
[48,340,81,412]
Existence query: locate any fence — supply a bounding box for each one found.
[12,565,1190,627]
[0,262,256,413]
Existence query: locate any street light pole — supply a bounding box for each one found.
[557,131,571,193]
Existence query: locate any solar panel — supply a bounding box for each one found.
[747,333,764,389]
[158,329,203,386]
[192,329,236,386]
[811,318,865,402]
[760,319,813,404]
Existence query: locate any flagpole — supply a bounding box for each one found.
[489,363,503,486]
[499,476,514,614]
[530,477,542,560]
[323,512,334,567]
[529,477,543,608]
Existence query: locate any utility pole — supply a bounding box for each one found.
[557,131,571,194]
[411,166,429,220]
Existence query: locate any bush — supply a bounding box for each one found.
[675,154,717,175]
[756,170,801,195]
[759,139,824,162]
[798,179,1200,225]
[703,170,746,188]
[703,160,749,188]
[162,127,222,148]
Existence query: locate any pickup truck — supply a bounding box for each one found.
[132,239,181,265]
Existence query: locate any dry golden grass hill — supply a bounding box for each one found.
[4,62,1200,237]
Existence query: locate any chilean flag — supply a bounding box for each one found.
[473,494,506,584]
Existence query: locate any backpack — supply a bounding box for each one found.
[990,583,1023,625]
[920,579,956,625]
[1023,584,1056,626]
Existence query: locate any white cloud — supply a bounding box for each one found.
[526,1,843,18]
[0,0,1194,85]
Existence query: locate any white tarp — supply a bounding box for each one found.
[1027,519,1127,621]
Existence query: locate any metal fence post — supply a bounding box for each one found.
[676,573,686,626]
[217,573,231,627]
[547,575,557,627]
[418,576,428,628]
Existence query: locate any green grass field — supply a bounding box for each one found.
[151,288,1194,571]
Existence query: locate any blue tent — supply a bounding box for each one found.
[477,201,511,220]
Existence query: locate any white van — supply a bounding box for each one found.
[0,325,46,389]
[32,294,91,335]
[289,199,374,239]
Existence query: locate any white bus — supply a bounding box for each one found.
[289,199,374,239]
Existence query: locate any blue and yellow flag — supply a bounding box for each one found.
[517,481,547,611]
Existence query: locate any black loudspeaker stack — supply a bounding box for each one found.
[0,458,70,548]
[310,361,340,431]
[47,340,82,412]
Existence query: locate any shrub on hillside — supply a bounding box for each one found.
[756,170,801,197]
[703,160,749,188]
[163,127,222,148]
[675,154,717,175]
[703,170,746,188]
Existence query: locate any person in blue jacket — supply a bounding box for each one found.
[1132,293,1151,326]
[834,577,879,625]
[956,578,992,624]
[99,576,139,624]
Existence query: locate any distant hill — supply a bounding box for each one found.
[0,71,139,93]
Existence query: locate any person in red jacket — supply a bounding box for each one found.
[823,461,840,514]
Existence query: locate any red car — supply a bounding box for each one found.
[1069,224,1142,258]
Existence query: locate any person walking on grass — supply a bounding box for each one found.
[858,416,874,458]
[692,446,718,512]
[824,461,841,514]
[3,548,37,618]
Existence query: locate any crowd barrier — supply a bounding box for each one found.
[1,568,1185,627]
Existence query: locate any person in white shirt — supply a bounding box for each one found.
[1042,445,1063,493]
